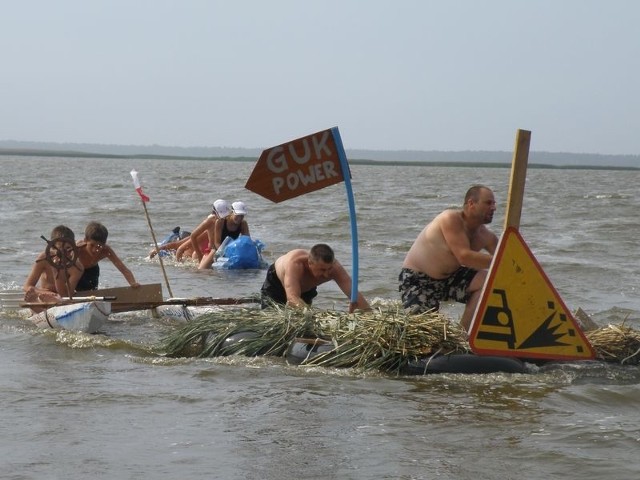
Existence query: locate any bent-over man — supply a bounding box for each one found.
[261,243,371,312]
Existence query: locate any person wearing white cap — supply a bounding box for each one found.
[179,199,235,269]
[149,200,232,267]
[231,201,247,215]
[212,200,250,260]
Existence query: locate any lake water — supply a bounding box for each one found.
[1,155,639,479]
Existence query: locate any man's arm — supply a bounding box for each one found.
[440,214,492,270]
[331,261,371,311]
[281,261,307,307]
[55,260,84,296]
[106,247,139,287]
[23,258,47,293]
[482,227,499,255]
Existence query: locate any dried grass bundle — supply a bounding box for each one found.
[586,323,640,365]
[159,303,468,373]
[159,306,640,371]
[304,305,469,372]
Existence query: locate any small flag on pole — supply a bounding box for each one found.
[130,169,150,202]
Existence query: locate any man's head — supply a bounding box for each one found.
[84,222,109,253]
[49,225,76,260]
[51,225,75,242]
[308,244,335,279]
[464,185,496,224]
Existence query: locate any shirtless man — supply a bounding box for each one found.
[261,243,371,312]
[399,185,498,330]
[76,222,139,291]
[23,225,85,307]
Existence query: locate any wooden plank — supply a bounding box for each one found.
[109,297,259,312]
[19,296,258,311]
[503,129,531,230]
[90,284,164,312]
[6,285,259,313]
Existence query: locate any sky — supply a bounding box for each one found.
[2,0,639,155]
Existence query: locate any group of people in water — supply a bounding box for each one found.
[149,199,250,269]
[259,184,497,325]
[23,221,140,305]
[23,185,497,331]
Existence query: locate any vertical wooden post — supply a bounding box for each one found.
[503,129,531,231]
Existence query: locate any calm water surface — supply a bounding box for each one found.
[1,156,639,479]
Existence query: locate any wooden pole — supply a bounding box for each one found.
[141,201,174,298]
[130,169,174,298]
[503,129,531,230]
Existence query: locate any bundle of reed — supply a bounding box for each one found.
[586,323,640,365]
[159,303,469,373]
[303,305,469,372]
[160,305,316,358]
[159,304,640,370]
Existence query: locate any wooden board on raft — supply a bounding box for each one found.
[92,283,164,313]
[91,283,259,312]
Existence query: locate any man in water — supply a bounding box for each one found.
[261,243,371,312]
[399,185,498,330]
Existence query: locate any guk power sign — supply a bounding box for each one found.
[245,128,348,203]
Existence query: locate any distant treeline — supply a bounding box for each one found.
[0,147,638,171]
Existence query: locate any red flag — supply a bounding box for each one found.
[130,169,150,202]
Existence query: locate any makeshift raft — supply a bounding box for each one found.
[0,284,259,333]
[0,290,110,333]
[158,303,640,375]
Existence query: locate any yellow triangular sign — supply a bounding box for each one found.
[469,227,595,360]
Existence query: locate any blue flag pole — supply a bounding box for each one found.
[330,127,359,306]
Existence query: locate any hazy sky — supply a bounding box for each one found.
[2,1,639,155]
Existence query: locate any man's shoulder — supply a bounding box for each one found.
[432,208,462,229]
[440,208,461,218]
[282,249,308,266]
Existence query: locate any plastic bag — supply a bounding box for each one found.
[220,235,264,269]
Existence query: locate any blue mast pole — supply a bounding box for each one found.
[331,127,359,306]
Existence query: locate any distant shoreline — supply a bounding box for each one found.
[0,148,637,171]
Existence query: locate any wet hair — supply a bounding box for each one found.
[50,225,75,242]
[309,244,335,264]
[464,185,490,205]
[84,221,108,244]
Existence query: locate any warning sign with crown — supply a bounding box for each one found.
[469,226,595,361]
